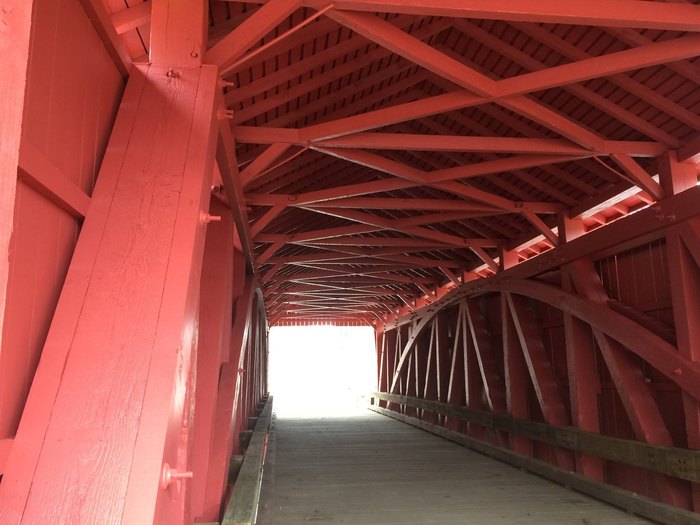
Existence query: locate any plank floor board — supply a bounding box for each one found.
[257,412,650,524]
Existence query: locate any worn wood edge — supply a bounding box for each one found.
[372,392,700,483]
[222,396,273,525]
[227,455,245,484]
[369,405,700,525]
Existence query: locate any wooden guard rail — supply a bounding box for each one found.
[370,392,700,525]
[221,395,273,525]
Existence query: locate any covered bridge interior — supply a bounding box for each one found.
[1,0,700,523]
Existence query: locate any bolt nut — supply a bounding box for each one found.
[200,212,222,225]
[161,464,193,489]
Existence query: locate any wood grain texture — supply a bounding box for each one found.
[222,396,273,525]
[0,0,33,440]
[372,392,700,483]
[258,411,652,524]
[0,0,123,444]
[0,64,219,525]
[372,407,700,525]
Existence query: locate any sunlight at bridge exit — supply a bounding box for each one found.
[268,326,377,418]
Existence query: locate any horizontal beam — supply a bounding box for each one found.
[230,0,700,31]
[247,194,499,213]
[372,392,700,483]
[233,127,665,157]
[111,1,151,34]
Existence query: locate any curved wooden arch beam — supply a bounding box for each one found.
[497,279,700,402]
[389,307,443,393]
[388,274,700,402]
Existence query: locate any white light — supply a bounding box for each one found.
[268,325,377,418]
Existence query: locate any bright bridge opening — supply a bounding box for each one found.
[268,325,377,418]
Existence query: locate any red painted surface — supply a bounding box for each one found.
[0,0,699,523]
[0,0,124,448]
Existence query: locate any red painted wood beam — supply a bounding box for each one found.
[228,19,448,124]
[450,22,682,147]
[217,119,256,271]
[232,0,700,31]
[300,206,495,249]
[445,304,465,429]
[567,260,689,508]
[234,127,666,157]
[0,64,220,524]
[662,155,700,510]
[190,199,234,520]
[503,278,700,403]
[202,275,257,520]
[610,154,664,200]
[678,134,700,165]
[206,0,302,73]
[463,300,506,413]
[0,0,32,363]
[562,300,603,479]
[17,140,91,218]
[78,0,132,76]
[112,1,151,35]
[506,293,573,470]
[385,185,700,330]
[509,22,700,135]
[311,146,569,212]
[322,10,604,150]
[501,294,532,455]
[151,0,207,66]
[240,143,293,189]
[299,31,700,143]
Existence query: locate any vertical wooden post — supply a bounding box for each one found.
[202,270,255,521]
[562,269,604,479]
[0,63,220,524]
[559,213,604,479]
[191,199,235,520]
[150,0,207,67]
[0,0,34,379]
[501,293,531,455]
[661,151,700,511]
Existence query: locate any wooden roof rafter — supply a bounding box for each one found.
[95,0,700,324]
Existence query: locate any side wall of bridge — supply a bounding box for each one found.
[375,171,700,515]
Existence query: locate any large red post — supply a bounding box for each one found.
[662,152,700,511]
[0,0,34,464]
[0,62,220,524]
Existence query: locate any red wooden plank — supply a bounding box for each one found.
[202,272,256,520]
[561,267,604,481]
[0,63,219,524]
[465,300,507,413]
[77,0,132,76]
[0,0,33,373]
[206,0,303,74]
[0,66,148,524]
[263,0,700,31]
[501,294,532,455]
[17,140,91,218]
[190,199,235,520]
[150,0,207,66]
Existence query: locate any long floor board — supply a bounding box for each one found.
[257,411,650,524]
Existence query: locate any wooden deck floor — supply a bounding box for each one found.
[257,412,650,525]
